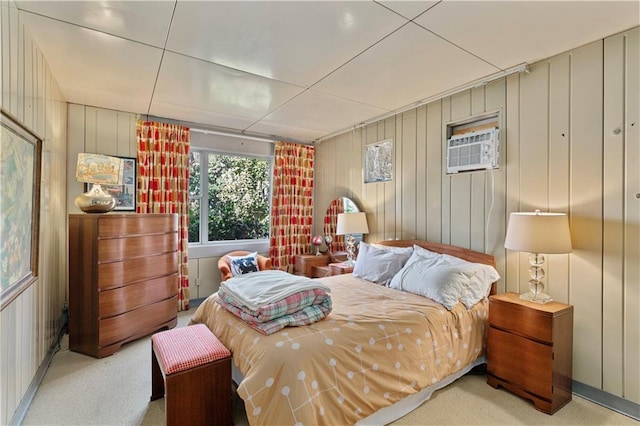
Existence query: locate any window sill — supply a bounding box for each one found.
[188,239,270,259]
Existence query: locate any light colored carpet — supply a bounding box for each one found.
[22,310,636,426]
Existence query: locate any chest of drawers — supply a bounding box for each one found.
[69,214,178,358]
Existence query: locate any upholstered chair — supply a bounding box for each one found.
[218,251,272,282]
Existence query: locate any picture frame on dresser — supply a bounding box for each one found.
[85,156,136,211]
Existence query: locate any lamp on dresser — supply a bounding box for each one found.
[74,153,124,213]
[504,209,572,303]
[336,212,369,266]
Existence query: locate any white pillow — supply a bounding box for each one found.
[353,242,413,286]
[227,252,260,276]
[411,244,441,261]
[398,245,500,309]
[439,253,500,308]
[389,254,472,310]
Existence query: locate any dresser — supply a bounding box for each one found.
[69,214,179,358]
[487,293,573,414]
[294,254,330,278]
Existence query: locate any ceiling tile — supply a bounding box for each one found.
[151,52,305,122]
[378,1,439,20]
[148,101,259,134]
[166,1,408,87]
[416,1,640,69]
[255,90,389,136]
[313,22,499,111]
[246,120,329,143]
[16,0,174,48]
[20,13,162,113]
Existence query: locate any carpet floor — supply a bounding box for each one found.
[22,310,637,425]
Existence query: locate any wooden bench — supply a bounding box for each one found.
[151,324,232,425]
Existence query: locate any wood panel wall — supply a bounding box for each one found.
[315,27,639,405]
[1,2,68,423]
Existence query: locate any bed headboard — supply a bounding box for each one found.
[373,239,498,295]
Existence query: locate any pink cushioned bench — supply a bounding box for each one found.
[151,324,232,426]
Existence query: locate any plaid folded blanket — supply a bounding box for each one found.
[216,288,332,335]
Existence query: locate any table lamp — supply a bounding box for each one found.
[504,210,572,303]
[74,153,124,213]
[336,212,369,266]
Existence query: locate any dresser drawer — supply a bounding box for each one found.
[98,252,178,289]
[99,233,177,262]
[99,214,177,237]
[488,327,553,399]
[99,296,177,348]
[99,274,177,318]
[489,297,553,343]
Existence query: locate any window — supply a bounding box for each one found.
[189,150,271,244]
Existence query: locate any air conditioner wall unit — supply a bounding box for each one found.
[446,128,499,174]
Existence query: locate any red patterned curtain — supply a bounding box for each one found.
[136,120,190,311]
[269,142,315,273]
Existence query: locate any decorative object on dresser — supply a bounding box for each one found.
[73,153,125,213]
[294,253,330,278]
[504,210,572,303]
[487,292,573,414]
[323,196,360,253]
[68,213,179,358]
[336,212,369,266]
[311,234,323,256]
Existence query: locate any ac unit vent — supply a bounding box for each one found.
[446,128,499,174]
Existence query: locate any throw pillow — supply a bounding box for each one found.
[228,252,260,276]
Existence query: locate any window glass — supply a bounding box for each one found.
[188,150,271,244]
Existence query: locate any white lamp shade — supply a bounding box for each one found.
[336,212,369,235]
[505,211,572,254]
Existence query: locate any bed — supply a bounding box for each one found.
[190,240,498,425]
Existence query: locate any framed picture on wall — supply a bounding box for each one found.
[85,156,136,211]
[1,110,42,308]
[364,139,393,183]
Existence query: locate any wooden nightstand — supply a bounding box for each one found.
[329,262,354,275]
[487,293,573,414]
[294,254,329,278]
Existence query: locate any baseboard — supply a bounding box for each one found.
[9,307,67,425]
[573,380,640,421]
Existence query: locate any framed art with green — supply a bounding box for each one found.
[1,110,42,309]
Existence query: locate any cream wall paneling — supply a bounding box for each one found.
[1,2,68,423]
[66,105,137,213]
[188,257,219,300]
[314,26,640,408]
[603,27,639,403]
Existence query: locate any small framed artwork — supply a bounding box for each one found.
[85,156,136,211]
[364,139,393,183]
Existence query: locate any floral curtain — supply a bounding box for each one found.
[136,120,190,311]
[269,142,315,273]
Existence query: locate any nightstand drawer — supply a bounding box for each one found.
[488,327,553,398]
[489,297,553,343]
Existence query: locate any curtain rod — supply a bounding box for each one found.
[315,63,529,143]
[138,114,313,146]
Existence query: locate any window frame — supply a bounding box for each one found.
[188,148,273,259]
